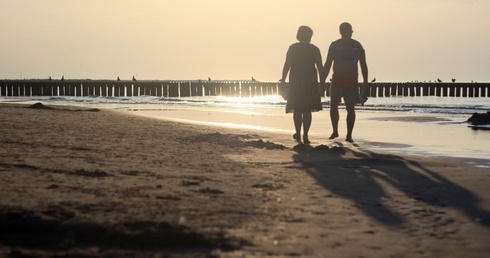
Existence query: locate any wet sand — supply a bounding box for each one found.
[0,103,489,257]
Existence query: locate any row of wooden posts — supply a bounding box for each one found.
[1,80,489,98]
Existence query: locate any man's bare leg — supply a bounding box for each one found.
[345,103,356,142]
[329,102,340,139]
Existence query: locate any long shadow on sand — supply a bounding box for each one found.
[292,142,490,227]
[0,209,247,256]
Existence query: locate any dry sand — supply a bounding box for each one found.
[0,103,489,257]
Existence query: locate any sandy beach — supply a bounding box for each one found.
[1,103,489,257]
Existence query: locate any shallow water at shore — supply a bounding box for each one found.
[126,105,489,160]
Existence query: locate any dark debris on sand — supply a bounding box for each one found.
[26,102,100,112]
[246,139,287,150]
[27,102,52,109]
[293,144,346,154]
[467,111,490,125]
[180,132,287,150]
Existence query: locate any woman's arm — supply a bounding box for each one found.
[280,49,291,82]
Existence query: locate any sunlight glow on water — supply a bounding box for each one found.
[215,95,283,103]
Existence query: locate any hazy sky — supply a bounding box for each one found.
[1,0,489,82]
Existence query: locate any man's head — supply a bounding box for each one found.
[339,22,353,38]
[296,25,313,43]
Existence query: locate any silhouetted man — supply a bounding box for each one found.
[322,22,368,142]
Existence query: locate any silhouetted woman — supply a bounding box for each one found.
[280,26,324,144]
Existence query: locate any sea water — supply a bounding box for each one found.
[1,95,489,159]
[3,94,487,115]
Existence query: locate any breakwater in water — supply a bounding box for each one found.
[1,80,489,98]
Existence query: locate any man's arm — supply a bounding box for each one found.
[322,52,333,83]
[359,51,368,87]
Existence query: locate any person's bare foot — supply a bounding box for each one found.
[293,133,301,142]
[303,135,310,145]
[329,132,339,139]
[345,138,354,143]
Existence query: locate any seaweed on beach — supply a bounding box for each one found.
[466,111,490,125]
[26,102,100,112]
[27,102,52,109]
[180,132,287,150]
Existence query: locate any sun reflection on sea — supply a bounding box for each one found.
[215,95,285,105]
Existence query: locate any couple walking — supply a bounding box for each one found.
[280,22,369,144]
